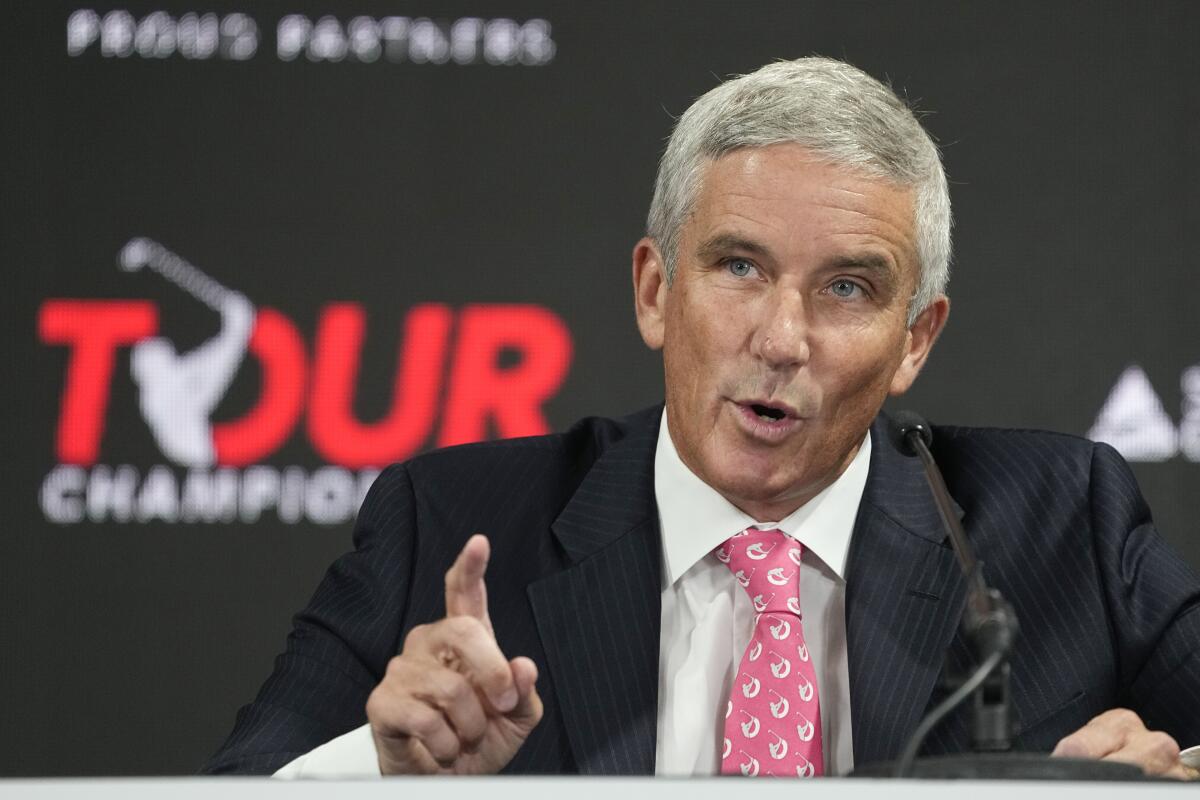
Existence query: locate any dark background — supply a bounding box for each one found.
[2,0,1197,776]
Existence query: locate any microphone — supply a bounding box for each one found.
[853,413,1141,780]
[888,412,1019,770]
[889,411,985,603]
[890,409,932,454]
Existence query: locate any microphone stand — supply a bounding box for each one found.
[852,417,1144,781]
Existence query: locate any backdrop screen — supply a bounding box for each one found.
[3,1,1198,775]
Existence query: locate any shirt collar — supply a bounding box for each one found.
[654,409,871,587]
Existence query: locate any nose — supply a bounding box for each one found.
[750,292,809,370]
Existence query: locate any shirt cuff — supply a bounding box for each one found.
[273,724,382,779]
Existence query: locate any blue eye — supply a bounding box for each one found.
[830,279,861,298]
[727,259,754,277]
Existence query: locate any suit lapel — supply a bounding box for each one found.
[525,409,968,772]
[846,416,967,767]
[527,410,663,775]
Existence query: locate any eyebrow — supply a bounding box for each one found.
[828,252,896,274]
[827,253,900,293]
[695,233,772,261]
[699,234,898,273]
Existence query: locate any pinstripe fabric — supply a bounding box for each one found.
[204,406,1200,775]
[844,433,968,768]
[202,408,661,775]
[851,420,1200,767]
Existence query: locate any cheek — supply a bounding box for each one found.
[660,319,704,405]
[663,333,717,405]
[666,297,734,371]
[825,335,906,406]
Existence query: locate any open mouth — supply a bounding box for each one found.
[750,403,787,421]
[732,399,800,440]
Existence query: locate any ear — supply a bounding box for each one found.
[632,237,669,350]
[889,294,950,395]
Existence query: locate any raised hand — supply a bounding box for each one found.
[366,535,543,774]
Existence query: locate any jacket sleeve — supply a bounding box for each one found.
[202,465,417,774]
[1089,442,1200,745]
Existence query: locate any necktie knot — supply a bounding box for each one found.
[716,528,802,615]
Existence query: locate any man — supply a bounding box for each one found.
[205,57,1200,778]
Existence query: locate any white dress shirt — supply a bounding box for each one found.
[654,411,868,776]
[276,412,870,778]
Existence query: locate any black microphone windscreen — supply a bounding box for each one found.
[890,410,933,456]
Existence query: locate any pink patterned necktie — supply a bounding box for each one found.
[716,528,823,777]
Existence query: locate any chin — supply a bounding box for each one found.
[709,461,801,510]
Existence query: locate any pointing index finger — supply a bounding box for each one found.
[445,534,493,631]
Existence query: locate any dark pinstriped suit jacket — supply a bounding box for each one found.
[204,405,1200,774]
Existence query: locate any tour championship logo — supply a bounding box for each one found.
[38,239,573,525]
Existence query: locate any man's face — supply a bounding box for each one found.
[634,143,948,521]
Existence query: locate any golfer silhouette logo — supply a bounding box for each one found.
[120,238,255,468]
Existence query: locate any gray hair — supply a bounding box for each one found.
[646,57,951,322]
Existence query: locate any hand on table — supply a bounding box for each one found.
[1052,708,1198,780]
[366,534,543,774]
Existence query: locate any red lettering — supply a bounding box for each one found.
[39,298,574,469]
[212,309,307,466]
[307,303,454,468]
[438,305,573,447]
[38,300,158,464]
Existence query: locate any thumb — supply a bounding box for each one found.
[507,656,543,727]
[445,534,493,631]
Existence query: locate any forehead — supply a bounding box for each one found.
[686,144,919,276]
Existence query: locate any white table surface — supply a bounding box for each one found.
[0,777,1192,798]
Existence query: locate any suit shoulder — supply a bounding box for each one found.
[930,423,1100,489]
[923,424,1156,568]
[933,423,1099,462]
